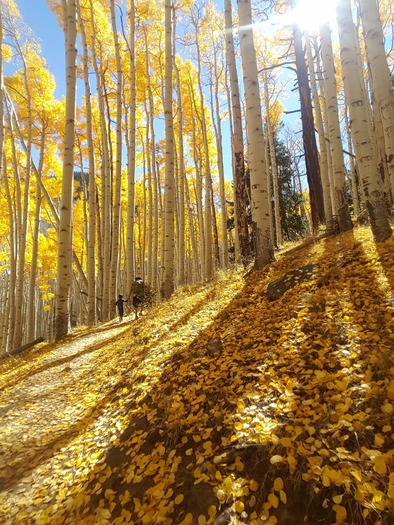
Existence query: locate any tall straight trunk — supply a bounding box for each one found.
[359,0,394,198]
[319,23,352,232]
[237,0,272,268]
[161,0,176,299]
[209,39,229,269]
[126,0,136,290]
[191,18,213,280]
[336,0,391,242]
[225,0,250,266]
[55,0,77,340]
[77,0,96,325]
[306,34,333,232]
[293,22,325,232]
[344,102,361,215]
[263,72,282,246]
[175,63,186,284]
[188,75,205,277]
[13,48,33,349]
[27,128,45,341]
[109,0,123,316]
[3,149,16,352]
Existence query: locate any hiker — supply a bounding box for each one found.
[115,294,128,322]
[129,277,144,320]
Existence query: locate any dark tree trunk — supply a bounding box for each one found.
[293,24,325,232]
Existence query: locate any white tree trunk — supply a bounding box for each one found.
[237,0,272,268]
[359,0,394,198]
[319,23,352,232]
[336,0,391,242]
[161,0,176,299]
[55,0,77,340]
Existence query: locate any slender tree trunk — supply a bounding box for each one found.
[237,0,273,268]
[109,0,123,316]
[359,0,394,199]
[55,0,77,340]
[344,102,361,215]
[77,0,96,325]
[306,34,334,232]
[263,72,282,246]
[27,128,45,341]
[161,0,176,299]
[293,22,325,231]
[319,23,352,232]
[126,0,136,291]
[336,0,392,242]
[225,0,250,266]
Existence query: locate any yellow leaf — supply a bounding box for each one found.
[333,504,347,523]
[250,479,259,492]
[233,501,244,513]
[180,514,193,525]
[268,493,279,509]
[198,515,207,525]
[174,494,184,505]
[374,456,387,475]
[333,495,343,504]
[270,455,283,465]
[208,506,217,518]
[279,490,287,504]
[273,478,284,492]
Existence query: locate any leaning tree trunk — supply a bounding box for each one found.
[55,0,77,341]
[336,0,392,242]
[359,0,394,200]
[237,0,273,269]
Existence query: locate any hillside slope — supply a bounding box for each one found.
[0,227,393,525]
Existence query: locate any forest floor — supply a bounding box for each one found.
[0,226,394,525]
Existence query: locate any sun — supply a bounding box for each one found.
[290,0,339,32]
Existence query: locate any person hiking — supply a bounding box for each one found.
[129,277,145,320]
[115,294,128,322]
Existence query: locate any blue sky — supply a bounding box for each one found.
[17,0,66,97]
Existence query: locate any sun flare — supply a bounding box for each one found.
[290,0,339,32]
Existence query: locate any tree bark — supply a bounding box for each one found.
[55,0,77,341]
[336,0,392,242]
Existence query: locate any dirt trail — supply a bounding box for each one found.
[0,321,132,523]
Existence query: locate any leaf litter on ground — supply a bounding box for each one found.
[0,226,393,525]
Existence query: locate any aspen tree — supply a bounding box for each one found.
[77,0,96,325]
[344,102,361,216]
[319,23,352,232]
[161,0,176,298]
[336,0,391,242]
[263,71,282,246]
[359,0,394,199]
[175,60,187,284]
[26,129,45,341]
[55,0,77,340]
[237,0,272,268]
[224,0,250,266]
[305,34,333,233]
[109,0,123,317]
[126,0,136,292]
